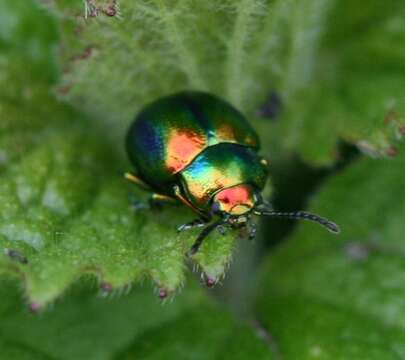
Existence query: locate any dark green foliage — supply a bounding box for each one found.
[1,0,404,357]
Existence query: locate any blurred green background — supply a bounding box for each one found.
[1,0,405,358]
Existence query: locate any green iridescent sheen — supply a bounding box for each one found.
[180,143,268,211]
[126,91,269,216]
[126,91,260,195]
[126,92,339,255]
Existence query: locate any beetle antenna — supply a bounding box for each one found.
[253,209,340,234]
[188,218,225,256]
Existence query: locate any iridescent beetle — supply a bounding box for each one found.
[125,91,339,255]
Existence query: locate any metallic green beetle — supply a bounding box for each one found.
[126,91,339,255]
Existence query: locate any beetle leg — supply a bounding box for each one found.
[173,185,208,219]
[130,200,149,211]
[177,218,206,232]
[247,221,257,240]
[216,224,227,235]
[126,173,179,210]
[188,218,225,256]
[124,172,152,191]
[147,193,177,210]
[151,193,176,203]
[130,192,177,212]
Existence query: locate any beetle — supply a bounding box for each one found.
[125,91,339,255]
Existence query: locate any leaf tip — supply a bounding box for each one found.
[158,288,168,299]
[28,302,42,313]
[385,146,399,157]
[100,282,113,293]
[205,276,217,288]
[103,4,117,17]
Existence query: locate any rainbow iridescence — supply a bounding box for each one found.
[126,91,268,215]
[181,143,266,211]
[213,184,256,215]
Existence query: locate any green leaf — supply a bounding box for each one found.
[0,280,273,359]
[0,0,238,305]
[256,143,405,358]
[278,0,405,164]
[0,99,238,305]
[51,0,405,163]
[2,0,404,307]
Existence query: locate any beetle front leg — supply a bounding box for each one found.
[149,193,177,209]
[233,220,256,240]
[177,218,207,232]
[125,172,152,191]
[130,193,176,212]
[187,219,224,256]
[247,221,257,240]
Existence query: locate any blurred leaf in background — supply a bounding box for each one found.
[277,0,405,164]
[53,0,405,161]
[0,280,271,359]
[0,0,405,358]
[257,142,405,359]
[0,0,238,307]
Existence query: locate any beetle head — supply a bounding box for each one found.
[211,184,260,218]
[211,183,340,234]
[188,183,340,256]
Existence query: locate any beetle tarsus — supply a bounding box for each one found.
[248,221,257,240]
[177,218,206,233]
[124,172,152,191]
[216,225,226,235]
[130,200,149,211]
